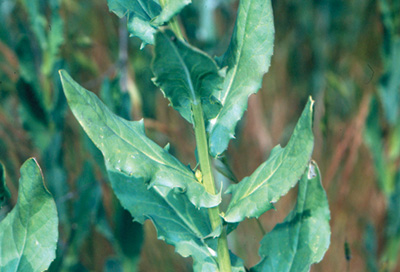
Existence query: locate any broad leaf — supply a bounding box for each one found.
[152,29,223,123]
[0,158,58,271]
[108,0,190,45]
[59,70,220,209]
[224,98,314,222]
[208,0,275,157]
[0,161,10,207]
[252,161,331,272]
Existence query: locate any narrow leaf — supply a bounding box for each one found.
[108,0,190,45]
[208,0,275,157]
[224,98,314,223]
[251,161,330,272]
[59,70,220,209]
[0,161,10,207]
[152,29,223,123]
[0,158,58,272]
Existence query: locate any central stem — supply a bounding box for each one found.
[192,102,232,272]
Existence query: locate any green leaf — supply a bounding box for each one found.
[252,161,331,272]
[0,158,58,272]
[208,0,275,157]
[0,161,10,207]
[108,170,220,271]
[59,70,220,209]
[108,0,190,45]
[152,29,223,123]
[223,98,314,223]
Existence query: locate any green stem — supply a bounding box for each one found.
[159,0,184,40]
[192,102,232,272]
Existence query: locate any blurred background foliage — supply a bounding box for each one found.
[0,0,399,271]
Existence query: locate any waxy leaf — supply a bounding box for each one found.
[252,161,331,272]
[0,158,58,272]
[108,0,190,45]
[224,98,314,222]
[152,29,223,123]
[59,70,220,209]
[0,162,10,207]
[208,0,275,157]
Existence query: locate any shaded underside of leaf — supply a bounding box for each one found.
[224,97,314,223]
[0,158,58,272]
[251,161,331,272]
[107,0,190,45]
[59,70,220,209]
[208,0,275,157]
[152,29,223,123]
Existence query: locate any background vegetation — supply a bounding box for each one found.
[0,0,399,271]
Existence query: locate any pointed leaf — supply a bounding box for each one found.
[59,70,220,209]
[208,0,275,157]
[224,98,314,222]
[152,29,223,123]
[0,161,10,207]
[252,161,331,272]
[108,0,190,45]
[0,158,58,272]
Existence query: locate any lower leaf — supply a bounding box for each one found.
[109,170,219,271]
[0,158,58,272]
[251,161,330,272]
